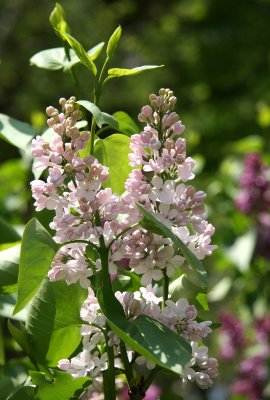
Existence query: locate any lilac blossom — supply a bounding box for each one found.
[31,90,218,392]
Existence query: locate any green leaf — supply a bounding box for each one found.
[113,111,139,136]
[138,205,208,288]
[59,32,97,76]
[208,277,232,302]
[94,134,132,194]
[30,43,104,72]
[98,289,192,374]
[106,26,122,58]
[0,217,21,244]
[0,244,20,288]
[8,320,32,355]
[30,370,91,400]
[0,377,17,400]
[169,275,208,311]
[30,48,67,71]
[107,65,164,78]
[49,3,70,37]
[0,114,36,151]
[76,100,119,130]
[26,279,87,366]
[225,229,256,272]
[14,218,58,315]
[6,386,35,400]
[0,295,27,321]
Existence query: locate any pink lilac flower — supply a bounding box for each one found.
[120,88,216,285]
[32,91,218,392]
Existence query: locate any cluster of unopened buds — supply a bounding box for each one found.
[30,89,218,394]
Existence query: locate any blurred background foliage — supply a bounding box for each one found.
[1,0,270,399]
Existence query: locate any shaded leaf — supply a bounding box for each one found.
[8,320,31,354]
[138,205,208,288]
[169,275,208,311]
[14,218,58,314]
[26,279,87,366]
[6,386,35,400]
[94,134,132,194]
[76,100,119,130]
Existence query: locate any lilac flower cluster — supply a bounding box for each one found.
[30,89,218,393]
[235,153,270,215]
[218,311,246,360]
[219,311,270,400]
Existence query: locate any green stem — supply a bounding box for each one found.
[89,117,96,155]
[120,340,133,384]
[89,56,111,155]
[105,324,116,400]
[144,366,161,392]
[162,270,169,308]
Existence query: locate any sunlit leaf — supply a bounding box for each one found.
[94,134,132,194]
[113,111,139,136]
[49,3,70,37]
[14,218,58,314]
[59,32,97,76]
[30,370,91,400]
[107,65,164,78]
[106,26,122,58]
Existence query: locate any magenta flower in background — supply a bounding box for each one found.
[231,354,268,400]
[235,153,270,215]
[219,311,246,360]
